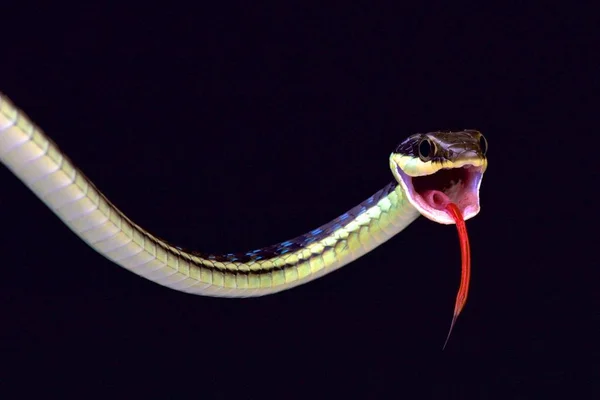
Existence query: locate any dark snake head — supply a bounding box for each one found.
[390,130,488,224]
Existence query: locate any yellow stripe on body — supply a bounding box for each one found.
[0,93,420,297]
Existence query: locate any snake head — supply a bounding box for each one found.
[390,130,488,225]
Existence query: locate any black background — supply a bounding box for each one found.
[0,3,596,398]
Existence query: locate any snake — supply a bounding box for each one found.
[0,92,487,344]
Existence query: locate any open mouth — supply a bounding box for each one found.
[395,164,484,224]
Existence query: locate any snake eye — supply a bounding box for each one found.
[479,134,488,155]
[418,138,435,162]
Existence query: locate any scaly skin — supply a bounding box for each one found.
[0,93,421,297]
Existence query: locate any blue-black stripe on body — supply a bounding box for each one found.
[184,182,398,265]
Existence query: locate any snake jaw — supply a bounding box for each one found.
[394,164,484,225]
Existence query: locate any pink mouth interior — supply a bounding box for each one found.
[400,165,482,216]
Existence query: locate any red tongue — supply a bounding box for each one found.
[421,189,471,349]
[442,202,471,350]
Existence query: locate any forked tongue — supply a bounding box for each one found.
[422,190,471,350]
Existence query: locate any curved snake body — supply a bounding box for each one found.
[0,93,486,298]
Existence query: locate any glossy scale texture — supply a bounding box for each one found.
[0,93,421,297]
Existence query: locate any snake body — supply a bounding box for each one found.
[0,93,486,297]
